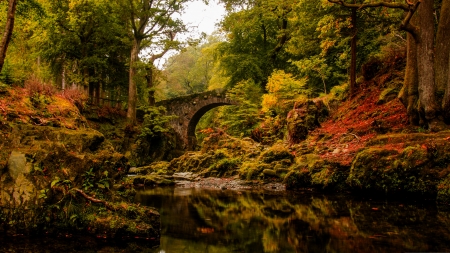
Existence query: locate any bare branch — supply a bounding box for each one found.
[73,188,117,211]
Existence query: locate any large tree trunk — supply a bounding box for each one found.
[0,0,18,73]
[399,32,419,125]
[416,0,439,126]
[439,0,450,122]
[127,39,140,124]
[445,52,450,123]
[435,0,450,98]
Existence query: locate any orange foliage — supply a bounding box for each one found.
[24,78,57,97]
[306,85,408,166]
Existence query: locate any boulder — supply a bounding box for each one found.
[0,124,160,239]
[287,99,328,144]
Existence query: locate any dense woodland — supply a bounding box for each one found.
[3,0,450,245]
[0,0,449,140]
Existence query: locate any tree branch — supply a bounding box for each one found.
[328,0,410,11]
[328,0,420,38]
[73,188,117,211]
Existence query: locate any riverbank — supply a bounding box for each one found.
[0,87,160,239]
[131,81,450,203]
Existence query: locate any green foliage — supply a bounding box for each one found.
[196,79,262,142]
[42,0,130,92]
[216,0,295,88]
[97,171,110,189]
[29,93,51,108]
[0,62,14,85]
[138,106,175,139]
[82,168,95,191]
[328,83,349,101]
[251,115,286,145]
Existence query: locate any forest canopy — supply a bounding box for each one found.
[0,0,449,136]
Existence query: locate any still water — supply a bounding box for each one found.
[136,187,450,253]
[1,187,450,252]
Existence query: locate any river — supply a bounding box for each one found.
[1,186,450,252]
[136,186,450,253]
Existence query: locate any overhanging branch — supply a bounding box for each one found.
[327,0,420,38]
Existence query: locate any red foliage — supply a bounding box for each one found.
[58,89,88,111]
[307,85,409,166]
[24,78,57,97]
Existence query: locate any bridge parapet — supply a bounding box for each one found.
[156,89,238,150]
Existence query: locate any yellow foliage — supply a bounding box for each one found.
[263,70,308,113]
[266,70,306,94]
[262,94,278,112]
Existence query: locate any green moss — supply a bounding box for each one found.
[398,145,429,169]
[347,146,437,194]
[377,87,399,105]
[282,168,311,189]
[259,143,294,163]
[262,169,277,177]
[239,162,269,180]
[208,157,242,177]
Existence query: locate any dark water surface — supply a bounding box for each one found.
[1,187,450,252]
[136,187,450,253]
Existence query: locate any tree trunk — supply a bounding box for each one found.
[406,33,420,125]
[0,0,18,73]
[95,79,101,105]
[350,6,357,97]
[435,0,450,99]
[416,0,439,125]
[399,32,419,125]
[146,63,155,106]
[444,52,450,123]
[127,39,140,124]
[439,0,450,122]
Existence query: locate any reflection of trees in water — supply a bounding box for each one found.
[137,188,450,253]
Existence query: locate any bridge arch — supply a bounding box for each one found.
[156,90,238,150]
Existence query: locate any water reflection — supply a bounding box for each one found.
[136,187,450,253]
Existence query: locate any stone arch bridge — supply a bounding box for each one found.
[155,90,238,150]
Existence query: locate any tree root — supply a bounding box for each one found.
[72,188,117,211]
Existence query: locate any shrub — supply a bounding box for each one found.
[138,106,175,139]
[59,88,89,112]
[24,78,56,97]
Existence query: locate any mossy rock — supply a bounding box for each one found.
[135,161,171,175]
[259,144,294,163]
[85,203,160,239]
[208,157,241,177]
[348,148,400,191]
[201,131,260,155]
[239,162,270,180]
[297,154,322,170]
[366,131,450,146]
[283,169,311,189]
[262,169,277,177]
[310,163,349,190]
[348,147,437,194]
[377,87,399,105]
[287,99,328,143]
[133,175,174,186]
